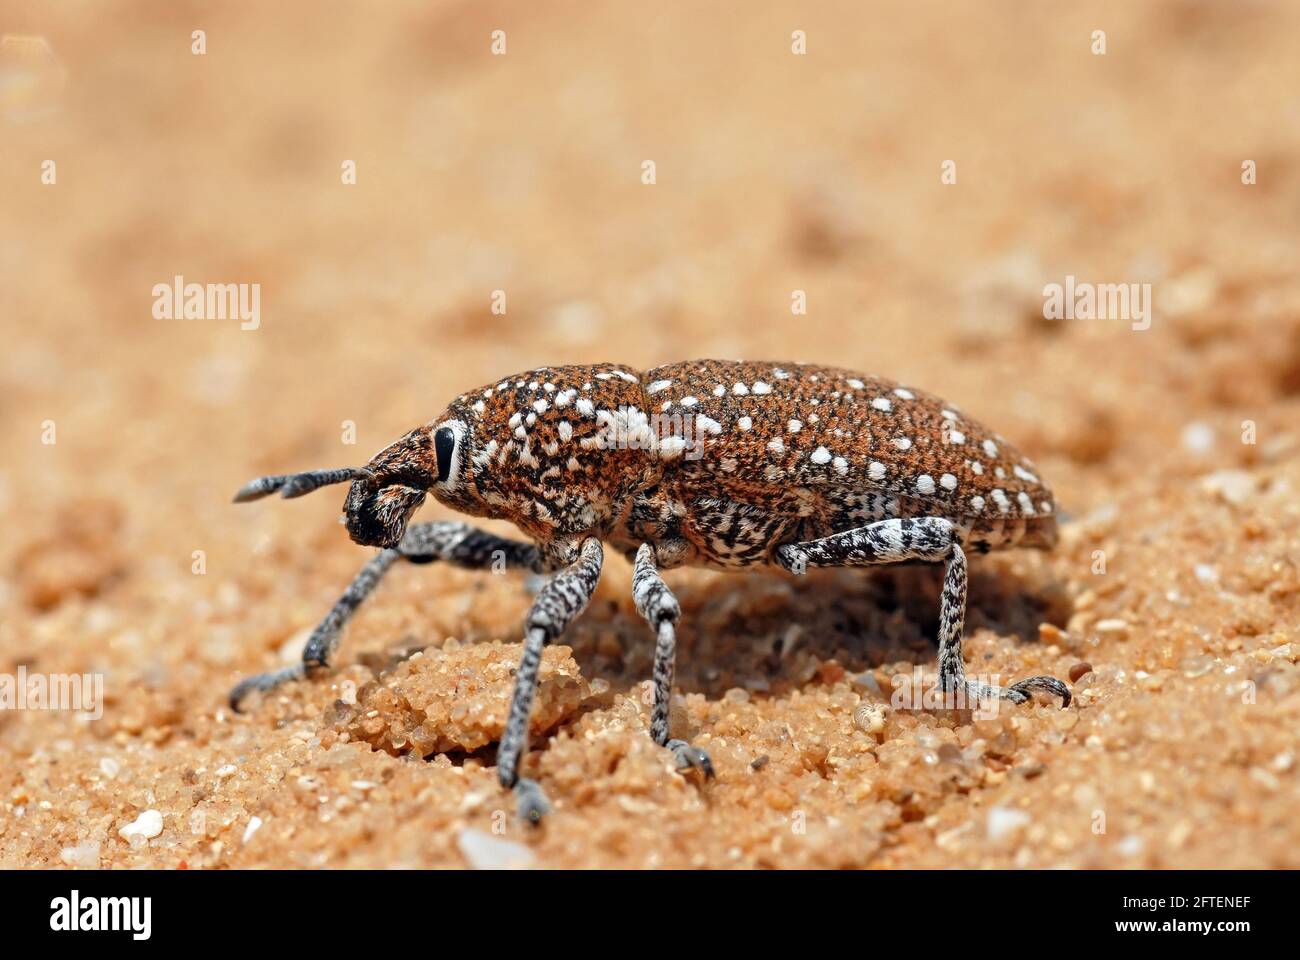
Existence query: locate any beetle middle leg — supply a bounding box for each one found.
[229,521,540,711]
[632,543,714,777]
[775,517,1071,709]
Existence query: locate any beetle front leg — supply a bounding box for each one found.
[497,536,604,824]
[632,544,713,777]
[776,517,1071,710]
[229,521,540,711]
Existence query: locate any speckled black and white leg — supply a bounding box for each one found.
[229,521,540,710]
[776,517,1070,709]
[498,536,604,824]
[632,544,713,778]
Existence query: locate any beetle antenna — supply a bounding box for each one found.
[233,467,371,503]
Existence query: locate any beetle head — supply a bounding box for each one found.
[343,428,433,548]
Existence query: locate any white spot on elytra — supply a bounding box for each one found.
[971,461,984,475]
[695,414,722,435]
[832,456,849,475]
[713,384,725,397]
[752,381,772,394]
[892,437,912,451]
[648,380,672,394]
[983,439,999,458]
[557,421,573,442]
[1014,465,1040,485]
[767,437,785,454]
[738,416,753,431]
[940,473,958,491]
[810,446,832,465]
[893,387,914,400]
[658,436,688,459]
[991,489,1011,513]
[788,420,802,433]
[847,378,865,390]
[871,397,892,412]
[575,398,595,417]
[970,495,985,513]
[868,461,886,481]
[916,474,936,495]
[532,399,549,414]
[680,396,698,407]
[733,382,750,395]
[1017,492,1036,515]
[948,429,966,445]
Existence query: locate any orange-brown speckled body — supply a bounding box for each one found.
[428,360,1055,570]
[232,358,1074,795]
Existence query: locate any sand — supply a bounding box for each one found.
[1,1,1298,869]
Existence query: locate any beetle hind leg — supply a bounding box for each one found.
[777,517,1071,711]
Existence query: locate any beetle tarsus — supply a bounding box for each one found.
[513,778,551,825]
[228,663,307,712]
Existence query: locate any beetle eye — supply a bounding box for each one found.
[434,427,456,482]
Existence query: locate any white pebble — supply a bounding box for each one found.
[118,809,164,842]
[1181,421,1215,454]
[986,806,1031,841]
[457,828,536,870]
[60,841,101,868]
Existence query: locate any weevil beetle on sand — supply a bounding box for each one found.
[230,360,1071,822]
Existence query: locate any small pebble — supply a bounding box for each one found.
[853,702,887,735]
[1038,623,1068,646]
[1180,422,1215,454]
[60,841,101,868]
[986,806,1031,841]
[118,809,164,842]
[457,828,535,870]
[1201,469,1254,506]
[1068,662,1093,683]
[1117,834,1144,857]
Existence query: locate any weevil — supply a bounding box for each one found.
[230,360,1071,822]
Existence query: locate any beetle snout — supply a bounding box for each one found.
[344,476,426,549]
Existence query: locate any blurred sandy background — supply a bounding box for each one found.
[1,1,1299,868]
